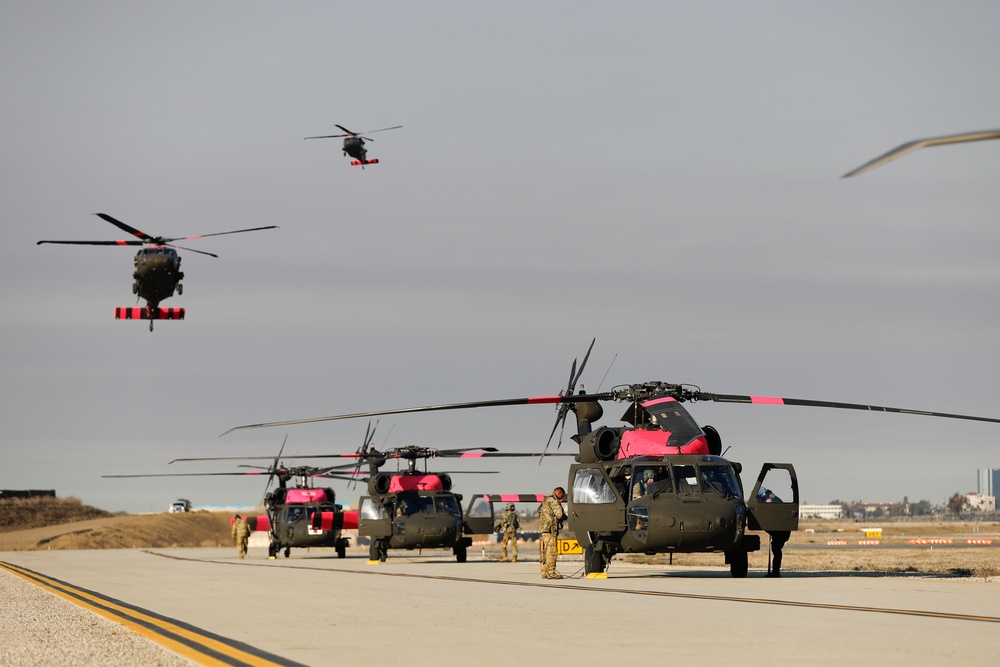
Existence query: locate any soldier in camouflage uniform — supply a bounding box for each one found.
[231,514,251,560]
[495,503,520,562]
[538,487,566,579]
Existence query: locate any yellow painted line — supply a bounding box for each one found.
[0,561,301,667]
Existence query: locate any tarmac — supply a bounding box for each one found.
[2,546,999,666]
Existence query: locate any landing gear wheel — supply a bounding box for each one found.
[268,542,277,559]
[336,543,346,559]
[284,547,291,558]
[454,544,467,563]
[370,541,387,562]
[729,549,748,578]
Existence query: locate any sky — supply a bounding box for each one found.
[2,2,999,513]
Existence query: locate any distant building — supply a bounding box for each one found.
[965,492,996,513]
[800,504,843,520]
[0,490,56,500]
[978,468,1000,497]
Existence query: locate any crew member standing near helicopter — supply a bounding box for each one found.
[231,514,251,560]
[495,503,520,563]
[538,487,566,579]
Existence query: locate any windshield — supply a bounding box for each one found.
[434,495,462,516]
[699,464,742,498]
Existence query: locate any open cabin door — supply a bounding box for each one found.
[463,495,495,535]
[746,464,799,532]
[358,496,392,539]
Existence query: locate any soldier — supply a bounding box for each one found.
[495,503,520,562]
[538,487,566,579]
[231,513,251,560]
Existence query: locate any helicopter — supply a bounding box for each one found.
[264,443,569,564]
[37,213,278,331]
[304,124,402,168]
[842,128,1000,177]
[223,340,1000,577]
[105,443,357,559]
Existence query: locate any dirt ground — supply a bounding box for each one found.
[0,511,236,551]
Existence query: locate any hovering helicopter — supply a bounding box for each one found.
[105,442,357,559]
[223,340,1000,577]
[37,213,278,331]
[304,124,402,168]
[842,128,1000,177]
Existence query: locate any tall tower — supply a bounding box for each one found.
[977,468,1000,497]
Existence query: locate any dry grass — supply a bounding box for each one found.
[623,520,1000,579]
[0,496,115,532]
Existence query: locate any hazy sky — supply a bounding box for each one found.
[3,2,999,513]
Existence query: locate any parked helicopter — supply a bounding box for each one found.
[223,341,1000,577]
[233,443,569,563]
[104,446,356,559]
[843,128,1000,177]
[37,213,278,330]
[304,124,402,168]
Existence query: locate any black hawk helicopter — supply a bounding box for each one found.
[223,340,1000,577]
[37,213,278,331]
[304,124,402,168]
[105,442,356,559]
[236,442,568,564]
[843,128,1000,177]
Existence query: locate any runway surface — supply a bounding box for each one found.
[3,547,999,666]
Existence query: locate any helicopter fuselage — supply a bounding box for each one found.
[357,474,472,562]
[132,246,183,311]
[567,447,798,576]
[342,136,366,161]
[260,486,353,558]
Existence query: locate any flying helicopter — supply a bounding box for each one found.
[37,213,278,331]
[842,128,1000,177]
[104,442,356,559]
[223,340,1000,578]
[304,124,402,168]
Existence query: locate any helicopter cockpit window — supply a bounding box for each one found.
[630,465,673,499]
[434,495,462,517]
[572,469,616,504]
[360,498,389,520]
[395,494,421,516]
[699,465,741,498]
[419,496,435,515]
[672,465,700,496]
[286,506,305,522]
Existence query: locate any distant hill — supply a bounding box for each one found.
[0,496,116,532]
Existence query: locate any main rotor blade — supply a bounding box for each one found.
[357,125,403,135]
[37,240,144,247]
[95,213,153,240]
[103,472,265,478]
[169,244,218,258]
[163,225,279,243]
[221,393,615,436]
[697,392,1000,424]
[304,134,350,140]
[842,128,1000,178]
